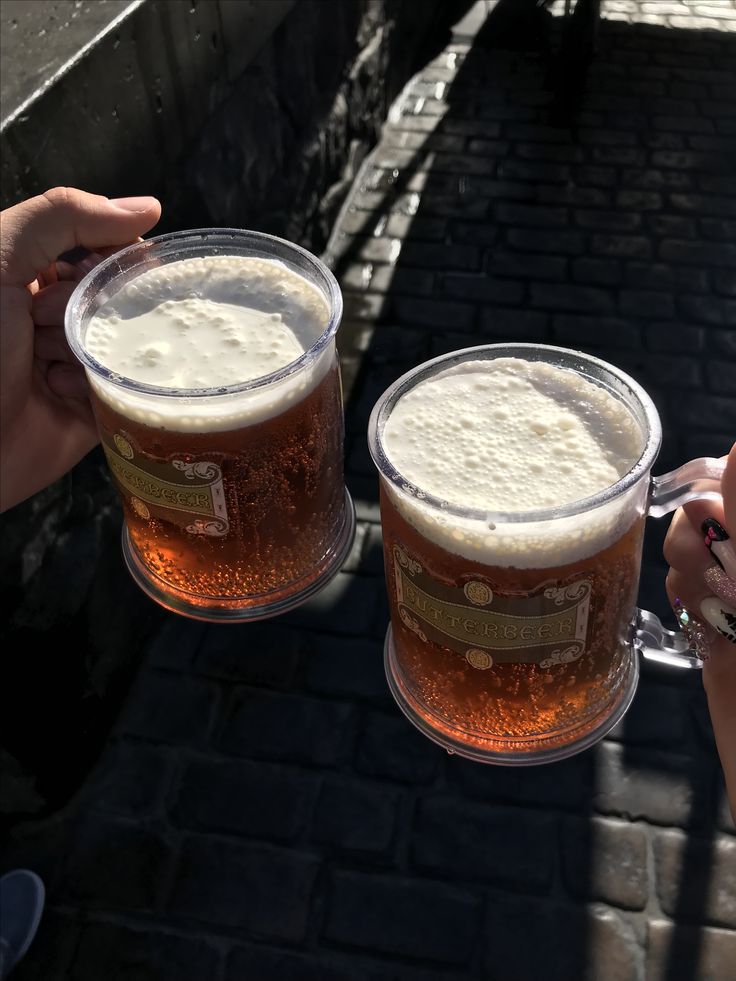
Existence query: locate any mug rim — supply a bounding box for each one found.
[64,227,343,400]
[367,342,663,526]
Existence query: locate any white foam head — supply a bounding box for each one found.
[82,255,333,431]
[380,358,648,568]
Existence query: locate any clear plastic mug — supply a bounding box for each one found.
[65,229,355,622]
[368,344,725,765]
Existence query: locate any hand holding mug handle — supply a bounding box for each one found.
[662,444,736,821]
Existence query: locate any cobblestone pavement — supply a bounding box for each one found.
[3,2,736,979]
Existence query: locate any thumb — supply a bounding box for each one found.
[721,442,736,531]
[0,186,161,287]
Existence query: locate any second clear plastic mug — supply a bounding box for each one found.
[368,344,725,765]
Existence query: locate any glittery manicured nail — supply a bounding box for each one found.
[700,597,736,646]
[674,598,711,660]
[704,565,736,606]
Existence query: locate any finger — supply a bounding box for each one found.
[667,568,736,651]
[32,281,78,327]
[46,362,92,400]
[34,326,76,364]
[680,495,726,540]
[0,187,161,287]
[663,507,713,576]
[722,443,736,530]
[55,251,105,282]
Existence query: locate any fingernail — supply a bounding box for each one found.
[700,597,736,645]
[704,565,736,606]
[109,196,157,213]
[674,598,711,660]
[702,518,736,579]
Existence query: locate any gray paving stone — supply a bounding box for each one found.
[671,392,736,430]
[607,682,690,749]
[68,923,222,981]
[449,222,499,246]
[573,256,623,286]
[575,209,643,232]
[394,296,476,330]
[302,633,391,706]
[592,233,653,259]
[412,797,555,891]
[219,689,354,766]
[60,816,175,911]
[192,621,302,687]
[646,920,736,981]
[538,184,611,206]
[116,673,219,746]
[625,261,710,292]
[646,322,705,352]
[146,615,206,671]
[679,294,733,327]
[170,756,319,841]
[284,570,381,635]
[653,829,736,927]
[441,273,523,305]
[480,306,551,339]
[670,192,736,217]
[481,896,642,981]
[620,289,676,318]
[647,215,697,239]
[323,871,482,965]
[310,774,402,860]
[561,815,649,910]
[661,239,736,267]
[489,251,568,281]
[356,710,442,785]
[708,359,736,395]
[531,283,617,315]
[714,270,736,297]
[84,741,171,818]
[225,945,467,981]
[593,741,713,829]
[448,750,594,810]
[9,909,79,981]
[495,202,568,226]
[553,315,643,350]
[616,190,664,210]
[169,836,319,940]
[507,227,586,254]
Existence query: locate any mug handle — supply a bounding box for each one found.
[634,456,726,670]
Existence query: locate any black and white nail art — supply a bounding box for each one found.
[702,519,736,580]
[700,597,736,645]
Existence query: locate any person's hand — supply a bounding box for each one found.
[0,187,161,511]
[664,443,736,819]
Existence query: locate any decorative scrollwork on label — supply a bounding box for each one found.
[186,517,229,538]
[539,645,583,668]
[399,605,428,642]
[173,460,221,481]
[394,545,422,576]
[544,580,592,606]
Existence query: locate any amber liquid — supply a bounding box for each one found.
[380,485,646,752]
[93,360,346,607]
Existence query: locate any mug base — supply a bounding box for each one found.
[121,489,356,623]
[383,625,640,765]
